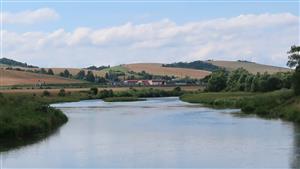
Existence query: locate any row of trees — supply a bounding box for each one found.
[206,68,293,92]
[205,45,300,95]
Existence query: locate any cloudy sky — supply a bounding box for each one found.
[2,0,299,68]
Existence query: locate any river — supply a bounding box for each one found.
[1,97,299,168]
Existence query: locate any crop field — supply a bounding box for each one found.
[206,60,291,74]
[0,69,83,86]
[123,63,211,79]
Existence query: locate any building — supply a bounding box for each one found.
[123,80,166,86]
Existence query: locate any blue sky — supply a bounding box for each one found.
[2,1,300,67]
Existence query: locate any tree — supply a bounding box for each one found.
[64,69,70,78]
[90,87,98,95]
[47,69,54,75]
[207,70,227,92]
[287,45,300,95]
[86,71,95,82]
[76,70,86,80]
[40,68,47,74]
[58,89,66,97]
[287,45,300,68]
[226,68,249,91]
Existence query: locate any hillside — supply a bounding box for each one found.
[0,69,83,86]
[0,58,38,68]
[206,60,290,74]
[122,63,211,79]
[162,61,220,72]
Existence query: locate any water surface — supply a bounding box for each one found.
[1,97,300,168]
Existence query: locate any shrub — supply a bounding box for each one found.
[58,89,66,97]
[42,90,50,97]
[90,87,98,95]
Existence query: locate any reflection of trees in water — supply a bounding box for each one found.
[0,124,63,153]
[291,124,300,168]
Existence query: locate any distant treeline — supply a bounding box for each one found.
[86,65,110,71]
[162,60,220,72]
[0,58,38,68]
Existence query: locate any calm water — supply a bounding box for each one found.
[1,97,300,168]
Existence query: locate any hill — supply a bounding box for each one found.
[0,58,38,68]
[122,63,211,79]
[162,61,220,72]
[0,69,83,86]
[206,60,290,74]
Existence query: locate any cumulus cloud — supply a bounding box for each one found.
[3,8,59,24]
[3,13,299,67]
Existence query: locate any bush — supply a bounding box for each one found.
[90,87,98,95]
[293,68,300,95]
[42,90,50,97]
[58,89,66,97]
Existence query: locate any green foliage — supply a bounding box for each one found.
[207,70,228,92]
[59,69,71,78]
[287,45,300,68]
[90,87,98,95]
[226,68,250,91]
[204,68,292,92]
[162,60,220,71]
[42,90,50,97]
[181,89,300,123]
[0,94,68,140]
[58,89,66,97]
[98,89,114,98]
[86,71,95,82]
[293,68,300,95]
[287,45,300,95]
[0,57,38,68]
[47,69,54,75]
[86,65,110,71]
[76,70,86,80]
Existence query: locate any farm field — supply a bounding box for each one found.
[206,60,290,74]
[123,63,211,78]
[0,69,83,86]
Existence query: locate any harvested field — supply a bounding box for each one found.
[123,63,211,79]
[0,69,83,86]
[206,60,290,74]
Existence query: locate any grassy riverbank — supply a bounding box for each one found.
[0,87,185,142]
[180,89,300,123]
[0,94,68,140]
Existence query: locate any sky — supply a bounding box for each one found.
[2,0,300,68]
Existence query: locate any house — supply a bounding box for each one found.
[123,80,166,86]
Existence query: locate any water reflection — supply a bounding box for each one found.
[0,124,63,153]
[1,97,299,168]
[291,124,300,168]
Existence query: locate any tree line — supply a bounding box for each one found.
[205,45,300,95]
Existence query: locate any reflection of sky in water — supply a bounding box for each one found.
[2,97,299,168]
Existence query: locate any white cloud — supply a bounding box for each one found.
[3,8,59,24]
[3,13,299,67]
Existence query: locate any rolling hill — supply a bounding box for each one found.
[0,69,83,86]
[206,60,290,74]
[122,63,211,79]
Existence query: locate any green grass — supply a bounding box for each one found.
[180,89,300,123]
[103,96,145,102]
[0,94,68,140]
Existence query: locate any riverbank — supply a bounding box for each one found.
[0,87,185,144]
[0,94,68,141]
[180,89,300,123]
